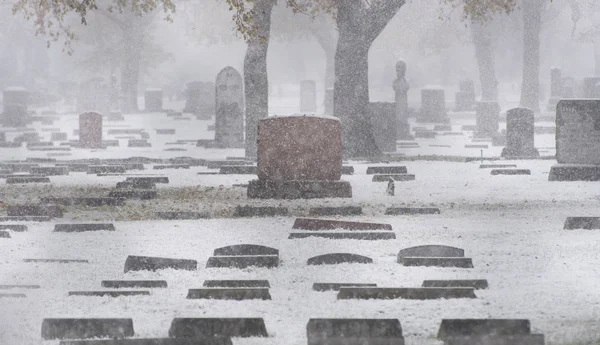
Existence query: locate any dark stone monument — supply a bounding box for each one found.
[501,108,539,158]
[368,102,397,153]
[293,218,392,230]
[205,255,279,269]
[563,217,600,230]
[186,288,271,300]
[2,87,29,127]
[41,318,134,340]
[168,318,268,338]
[144,89,163,112]
[455,80,476,111]
[213,244,279,256]
[437,319,531,340]
[422,279,489,289]
[123,255,197,273]
[233,205,288,217]
[393,60,413,139]
[308,206,362,216]
[418,89,448,123]
[336,287,476,300]
[307,319,404,345]
[475,102,500,138]
[307,253,373,265]
[300,80,317,113]
[213,67,244,148]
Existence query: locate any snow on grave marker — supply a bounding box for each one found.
[422,279,489,289]
[501,108,540,158]
[124,256,197,273]
[312,283,377,291]
[437,319,533,341]
[168,318,268,338]
[41,318,134,340]
[213,244,279,256]
[397,245,473,268]
[203,280,270,288]
[293,218,392,231]
[53,224,115,233]
[289,232,396,240]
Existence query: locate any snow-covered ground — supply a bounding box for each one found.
[0,98,598,345]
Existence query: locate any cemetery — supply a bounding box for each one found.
[0,0,600,345]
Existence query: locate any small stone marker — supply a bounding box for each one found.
[372,174,415,182]
[0,293,25,297]
[366,166,407,174]
[69,291,150,297]
[422,279,489,289]
[419,89,448,123]
[7,205,63,218]
[79,112,103,149]
[0,231,11,238]
[337,287,477,300]
[153,164,189,170]
[29,167,68,176]
[168,318,268,338]
[205,255,279,269]
[300,80,317,113]
[397,245,473,268]
[108,190,157,200]
[434,124,452,131]
[307,319,404,345]
[289,232,396,240]
[213,67,244,148]
[124,255,197,273]
[203,280,270,288]
[386,178,395,196]
[490,169,531,175]
[116,181,156,189]
[563,217,600,230]
[501,108,539,158]
[248,180,352,199]
[341,166,354,175]
[293,218,392,231]
[307,253,373,265]
[442,334,545,345]
[233,206,288,217]
[155,212,209,220]
[414,130,436,138]
[312,283,377,292]
[101,280,168,288]
[479,164,517,169]
[437,319,532,340]
[50,132,68,141]
[0,224,27,232]
[41,318,134,340]
[53,224,115,233]
[309,206,362,216]
[0,216,50,221]
[155,129,176,135]
[2,87,29,127]
[213,244,279,256]
[465,144,488,149]
[186,288,271,300]
[385,207,441,215]
[475,102,500,138]
[144,89,163,112]
[6,176,50,184]
[87,165,126,174]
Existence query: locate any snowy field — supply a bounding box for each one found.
[0,97,599,345]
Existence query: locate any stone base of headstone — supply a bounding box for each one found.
[501,147,539,158]
[247,180,352,199]
[548,164,600,181]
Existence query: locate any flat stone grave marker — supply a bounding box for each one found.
[372,174,415,182]
[219,165,257,174]
[116,181,156,189]
[397,245,473,268]
[563,217,600,230]
[186,288,271,300]
[307,319,404,345]
[26,141,54,148]
[51,132,68,141]
[155,212,210,220]
[385,207,441,215]
[0,284,40,289]
[307,253,373,265]
[0,293,25,297]
[293,218,392,230]
[490,169,531,175]
[208,160,253,169]
[6,176,51,184]
[68,291,150,297]
[164,148,187,152]
[308,206,362,216]
[108,190,157,200]
[290,232,396,240]
[29,166,68,176]
[41,198,125,207]
[366,166,407,174]
[155,129,176,135]
[437,319,532,340]
[87,165,126,174]
[124,255,197,273]
[341,166,354,175]
[414,130,436,138]
[203,280,270,288]
[126,176,169,184]
[24,258,88,263]
[442,334,545,345]
[7,204,62,218]
[41,318,134,340]
[213,244,279,256]
[233,206,288,217]
[400,257,473,268]
[28,146,71,152]
[0,231,11,238]
[0,216,50,222]
[0,142,22,148]
[206,255,279,269]
[101,280,168,288]
[461,125,477,131]
[54,224,116,233]
[128,139,152,148]
[479,164,517,169]
[59,338,233,345]
[168,318,268,338]
[55,163,90,172]
[153,165,190,170]
[434,125,452,131]
[0,224,27,232]
[422,279,489,289]
[0,163,39,172]
[465,144,488,149]
[107,129,143,135]
[312,283,377,291]
[337,287,477,300]
[47,153,73,157]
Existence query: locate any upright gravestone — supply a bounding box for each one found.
[418,89,448,123]
[393,60,412,139]
[212,67,244,148]
[183,81,202,114]
[2,88,29,127]
[501,108,539,158]
[455,80,476,111]
[549,100,600,181]
[300,80,317,113]
[368,102,397,153]
[549,68,562,107]
[79,112,103,149]
[475,101,500,138]
[248,115,352,199]
[582,77,600,98]
[324,88,334,115]
[144,89,163,112]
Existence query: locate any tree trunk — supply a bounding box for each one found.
[471,20,498,101]
[244,0,275,158]
[520,0,544,112]
[120,26,142,113]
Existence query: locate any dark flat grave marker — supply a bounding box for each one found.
[69,291,150,297]
[0,230,11,238]
[7,204,63,218]
[0,216,50,222]
[437,319,531,340]
[51,132,68,141]
[153,165,190,170]
[6,176,50,184]
[293,218,392,231]
[87,165,126,174]
[385,207,440,215]
[156,212,209,220]
[101,280,167,288]
[164,148,187,152]
[108,190,157,200]
[307,253,373,265]
[126,176,168,184]
[309,206,362,216]
[290,232,396,240]
[398,245,464,258]
[0,293,25,297]
[564,217,600,230]
[219,165,257,174]
[313,283,377,291]
[203,280,270,288]
[54,224,115,233]
[124,255,197,273]
[25,157,56,162]
[233,206,288,217]
[213,244,279,256]
[168,318,268,338]
[366,166,407,174]
[465,144,488,149]
[0,284,40,289]
[247,179,352,199]
[30,167,68,176]
[41,198,125,207]
[206,255,279,269]
[24,258,88,263]
[415,131,436,138]
[59,338,232,345]
[206,160,253,169]
[155,129,176,135]
[186,288,271,300]
[490,169,531,175]
[337,287,476,300]
[41,318,134,340]
[422,279,488,289]
[549,165,600,181]
[116,181,156,189]
[443,334,545,345]
[430,144,452,148]
[26,141,54,147]
[479,164,517,169]
[307,318,404,345]
[28,147,71,152]
[400,257,474,268]
[55,163,90,172]
[372,174,415,182]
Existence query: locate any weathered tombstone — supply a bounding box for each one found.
[144,89,163,112]
[501,108,539,158]
[368,102,397,152]
[312,283,377,291]
[186,288,271,300]
[213,67,244,148]
[455,80,476,111]
[168,318,268,338]
[397,245,473,268]
[307,319,404,345]
[300,80,317,113]
[549,100,600,181]
[248,115,352,199]
[213,244,278,256]
[2,87,29,127]
[563,217,600,230]
[549,68,563,107]
[475,101,500,138]
[324,88,334,115]
[205,255,279,268]
[307,253,373,265]
[41,318,134,340]
[203,280,270,288]
[398,245,464,258]
[183,81,215,119]
[393,60,413,139]
[437,319,532,340]
[123,255,197,273]
[418,89,448,123]
[490,169,531,175]
[79,112,103,148]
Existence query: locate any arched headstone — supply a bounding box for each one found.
[214,67,244,148]
[307,253,372,265]
[397,245,464,259]
[213,244,279,256]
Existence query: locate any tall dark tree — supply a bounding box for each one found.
[520,0,545,112]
